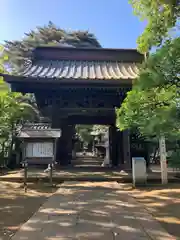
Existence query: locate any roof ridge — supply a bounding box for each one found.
[32,46,144,63]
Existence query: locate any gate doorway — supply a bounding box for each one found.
[73,124,109,168]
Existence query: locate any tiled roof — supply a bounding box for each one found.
[18,123,61,138]
[22,123,51,130]
[19,60,139,80]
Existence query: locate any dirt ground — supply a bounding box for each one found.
[0,179,180,239]
[128,184,180,239]
[0,181,57,240]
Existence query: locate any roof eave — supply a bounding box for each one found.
[1,74,134,86]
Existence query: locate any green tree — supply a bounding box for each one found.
[117,2,180,136]
[0,46,40,166]
[75,125,108,145]
[75,125,94,146]
[116,37,180,138]
[4,21,101,69]
[91,125,107,135]
[0,46,9,92]
[116,84,179,138]
[117,1,180,174]
[0,91,41,166]
[129,0,179,53]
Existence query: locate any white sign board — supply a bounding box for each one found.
[132,157,147,186]
[26,142,54,158]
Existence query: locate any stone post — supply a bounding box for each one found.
[101,127,110,166]
[159,135,168,184]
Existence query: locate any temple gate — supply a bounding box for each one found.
[1,46,144,168]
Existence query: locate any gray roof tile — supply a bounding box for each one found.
[18,123,61,138]
[20,60,139,80]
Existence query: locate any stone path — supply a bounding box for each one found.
[11,182,176,240]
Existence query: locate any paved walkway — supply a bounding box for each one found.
[12,182,175,240]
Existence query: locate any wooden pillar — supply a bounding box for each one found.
[109,126,113,166]
[51,115,61,164]
[52,116,73,165]
[72,125,76,159]
[59,122,74,166]
[66,124,74,164]
[61,123,69,165]
[122,130,131,169]
[110,128,130,168]
[110,125,118,166]
[116,130,123,167]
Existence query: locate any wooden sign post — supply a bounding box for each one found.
[18,123,61,189]
[159,135,168,184]
[21,160,28,192]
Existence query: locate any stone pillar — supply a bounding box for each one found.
[122,130,131,169]
[101,127,110,166]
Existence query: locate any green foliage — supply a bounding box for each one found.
[0,91,40,165]
[116,85,180,138]
[129,0,179,52]
[4,21,101,69]
[0,46,9,92]
[116,36,180,139]
[75,125,94,145]
[75,125,107,145]
[0,48,40,165]
[168,149,180,168]
[129,0,180,53]
[118,1,180,166]
[91,125,108,135]
[137,38,180,89]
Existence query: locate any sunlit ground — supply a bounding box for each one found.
[0,160,180,239]
[129,184,180,238]
[0,180,179,239]
[0,181,56,240]
[6,181,176,240]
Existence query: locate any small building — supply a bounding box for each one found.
[18,123,61,165]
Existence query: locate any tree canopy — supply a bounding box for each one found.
[0,46,9,92]
[117,2,180,140]
[129,0,180,53]
[4,21,101,69]
[0,46,40,166]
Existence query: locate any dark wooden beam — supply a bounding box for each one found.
[65,115,116,125]
[7,78,132,93]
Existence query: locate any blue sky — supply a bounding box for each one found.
[1,0,146,48]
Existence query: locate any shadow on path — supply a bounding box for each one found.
[132,184,180,239]
[11,182,175,240]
